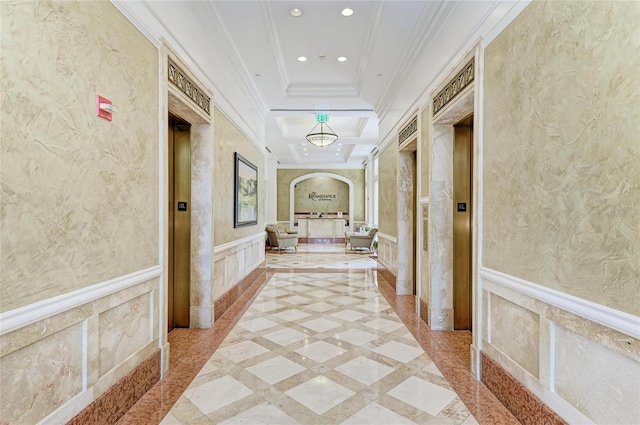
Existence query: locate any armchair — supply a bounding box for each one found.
[350,228,378,251]
[266,225,298,253]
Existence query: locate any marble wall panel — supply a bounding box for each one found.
[483,0,640,315]
[0,0,159,313]
[378,146,398,237]
[214,108,266,246]
[277,169,366,222]
[99,293,151,375]
[555,324,640,424]
[490,294,540,378]
[420,108,431,198]
[429,125,454,326]
[190,123,214,327]
[0,322,83,424]
[396,151,415,295]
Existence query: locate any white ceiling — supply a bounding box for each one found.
[119,0,523,168]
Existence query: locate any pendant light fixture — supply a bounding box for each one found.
[306,114,338,147]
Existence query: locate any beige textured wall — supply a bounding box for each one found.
[483,0,640,315]
[0,1,159,313]
[277,169,365,221]
[294,177,349,213]
[378,145,398,237]
[213,108,266,246]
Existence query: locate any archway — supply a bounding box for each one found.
[289,172,354,232]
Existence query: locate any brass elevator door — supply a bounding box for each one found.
[453,115,473,330]
[168,114,191,331]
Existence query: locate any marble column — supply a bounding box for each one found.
[266,155,278,224]
[429,125,454,329]
[397,150,415,295]
[190,123,214,328]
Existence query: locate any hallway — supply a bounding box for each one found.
[118,246,518,424]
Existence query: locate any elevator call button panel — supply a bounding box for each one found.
[457,203,467,212]
[178,202,188,211]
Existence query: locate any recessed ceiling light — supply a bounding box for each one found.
[376,73,383,77]
[254,73,261,77]
[289,8,303,17]
[341,7,354,17]
[337,148,341,151]
[337,56,347,62]
[303,148,307,151]
[297,56,307,62]
[336,153,340,156]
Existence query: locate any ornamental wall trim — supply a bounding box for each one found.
[168,59,211,115]
[433,59,474,116]
[398,115,418,145]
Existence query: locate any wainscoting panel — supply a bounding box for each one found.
[213,232,266,307]
[0,273,161,424]
[377,232,398,277]
[480,267,640,424]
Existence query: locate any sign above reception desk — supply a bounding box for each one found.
[308,192,337,201]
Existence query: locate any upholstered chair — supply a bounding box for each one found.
[265,225,298,253]
[350,228,378,251]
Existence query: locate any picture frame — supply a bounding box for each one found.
[234,152,258,228]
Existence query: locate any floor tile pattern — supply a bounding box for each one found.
[161,271,477,425]
[119,244,519,425]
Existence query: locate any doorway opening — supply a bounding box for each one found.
[453,114,473,330]
[168,113,191,331]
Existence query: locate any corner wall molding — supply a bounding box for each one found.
[213,231,266,256]
[480,267,640,340]
[0,266,162,336]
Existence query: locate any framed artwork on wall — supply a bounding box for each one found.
[234,152,258,227]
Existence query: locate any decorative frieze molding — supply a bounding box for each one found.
[168,59,211,115]
[433,59,474,116]
[398,115,418,145]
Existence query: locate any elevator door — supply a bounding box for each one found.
[168,114,191,331]
[453,115,473,330]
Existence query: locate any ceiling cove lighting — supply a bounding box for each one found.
[306,114,338,147]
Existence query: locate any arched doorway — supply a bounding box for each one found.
[289,172,355,232]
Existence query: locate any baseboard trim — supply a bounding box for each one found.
[67,349,161,425]
[377,265,397,291]
[419,298,428,324]
[214,264,266,320]
[481,352,567,425]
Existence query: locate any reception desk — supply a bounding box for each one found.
[297,218,346,242]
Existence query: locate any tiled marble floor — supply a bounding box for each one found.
[119,244,518,425]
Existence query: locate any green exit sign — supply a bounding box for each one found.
[316,113,328,123]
